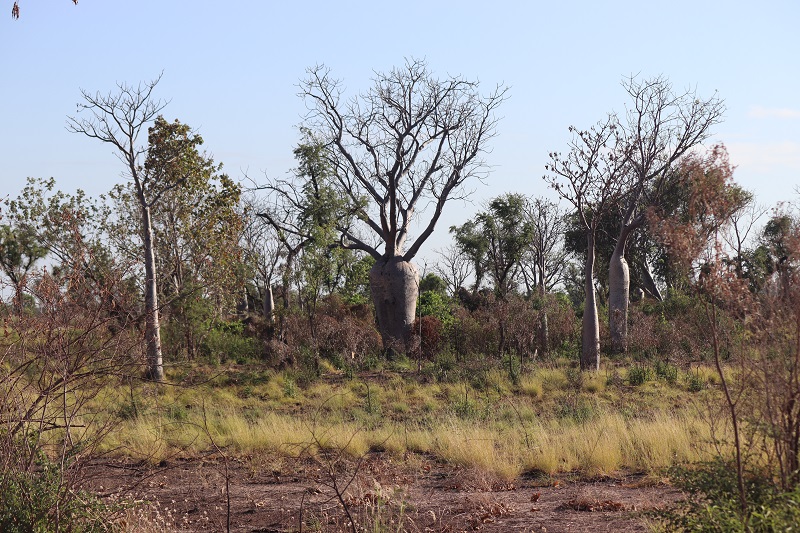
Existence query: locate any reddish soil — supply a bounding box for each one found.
[84,454,683,532]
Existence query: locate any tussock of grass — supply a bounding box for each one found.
[518,375,543,398]
[523,411,710,476]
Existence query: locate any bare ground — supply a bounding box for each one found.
[84,454,683,532]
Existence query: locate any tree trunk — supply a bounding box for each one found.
[582,231,600,371]
[608,239,630,354]
[11,276,24,316]
[369,256,419,357]
[262,284,275,325]
[538,285,549,357]
[638,259,663,301]
[141,205,165,381]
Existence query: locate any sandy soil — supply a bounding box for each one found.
[84,454,683,532]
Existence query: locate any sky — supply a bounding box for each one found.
[2,0,799,267]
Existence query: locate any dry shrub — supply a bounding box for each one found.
[0,252,141,529]
[315,313,382,362]
[540,293,580,355]
[413,315,444,361]
[446,292,578,361]
[500,295,539,359]
[275,296,382,368]
[449,306,497,358]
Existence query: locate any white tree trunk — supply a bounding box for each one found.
[608,247,630,354]
[581,232,600,371]
[369,257,419,356]
[142,205,165,381]
[263,284,275,326]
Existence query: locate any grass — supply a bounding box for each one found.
[88,361,727,480]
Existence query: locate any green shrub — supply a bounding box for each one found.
[0,448,109,533]
[628,365,652,386]
[501,353,521,385]
[660,460,800,532]
[418,291,454,328]
[687,370,706,392]
[556,400,595,423]
[655,360,679,384]
[201,320,261,364]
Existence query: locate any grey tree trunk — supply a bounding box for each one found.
[369,257,419,356]
[141,205,165,381]
[609,222,642,354]
[608,244,630,354]
[539,311,549,357]
[582,232,600,371]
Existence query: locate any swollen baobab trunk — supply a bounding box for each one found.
[582,232,600,371]
[369,257,419,356]
[608,244,630,354]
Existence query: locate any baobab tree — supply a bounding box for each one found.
[301,59,506,354]
[545,118,630,370]
[607,76,724,353]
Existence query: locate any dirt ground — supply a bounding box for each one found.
[84,454,683,532]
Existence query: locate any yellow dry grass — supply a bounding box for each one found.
[89,364,727,478]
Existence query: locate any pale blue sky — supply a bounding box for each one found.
[2,0,799,263]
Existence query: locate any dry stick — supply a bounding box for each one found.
[201,401,231,533]
[298,490,306,533]
[707,297,747,518]
[303,394,388,533]
[504,397,531,450]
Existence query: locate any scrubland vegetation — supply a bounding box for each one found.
[2,62,800,531]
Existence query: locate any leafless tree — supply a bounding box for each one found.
[520,197,569,295]
[11,0,76,20]
[434,244,474,297]
[545,118,630,370]
[240,195,282,325]
[519,197,569,355]
[301,59,506,353]
[608,76,724,353]
[67,75,172,381]
[723,200,768,279]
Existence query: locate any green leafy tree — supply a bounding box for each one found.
[419,272,447,295]
[259,133,362,340]
[108,116,245,360]
[0,224,45,313]
[1,177,118,315]
[452,193,534,298]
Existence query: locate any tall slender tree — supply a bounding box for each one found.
[68,76,174,381]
